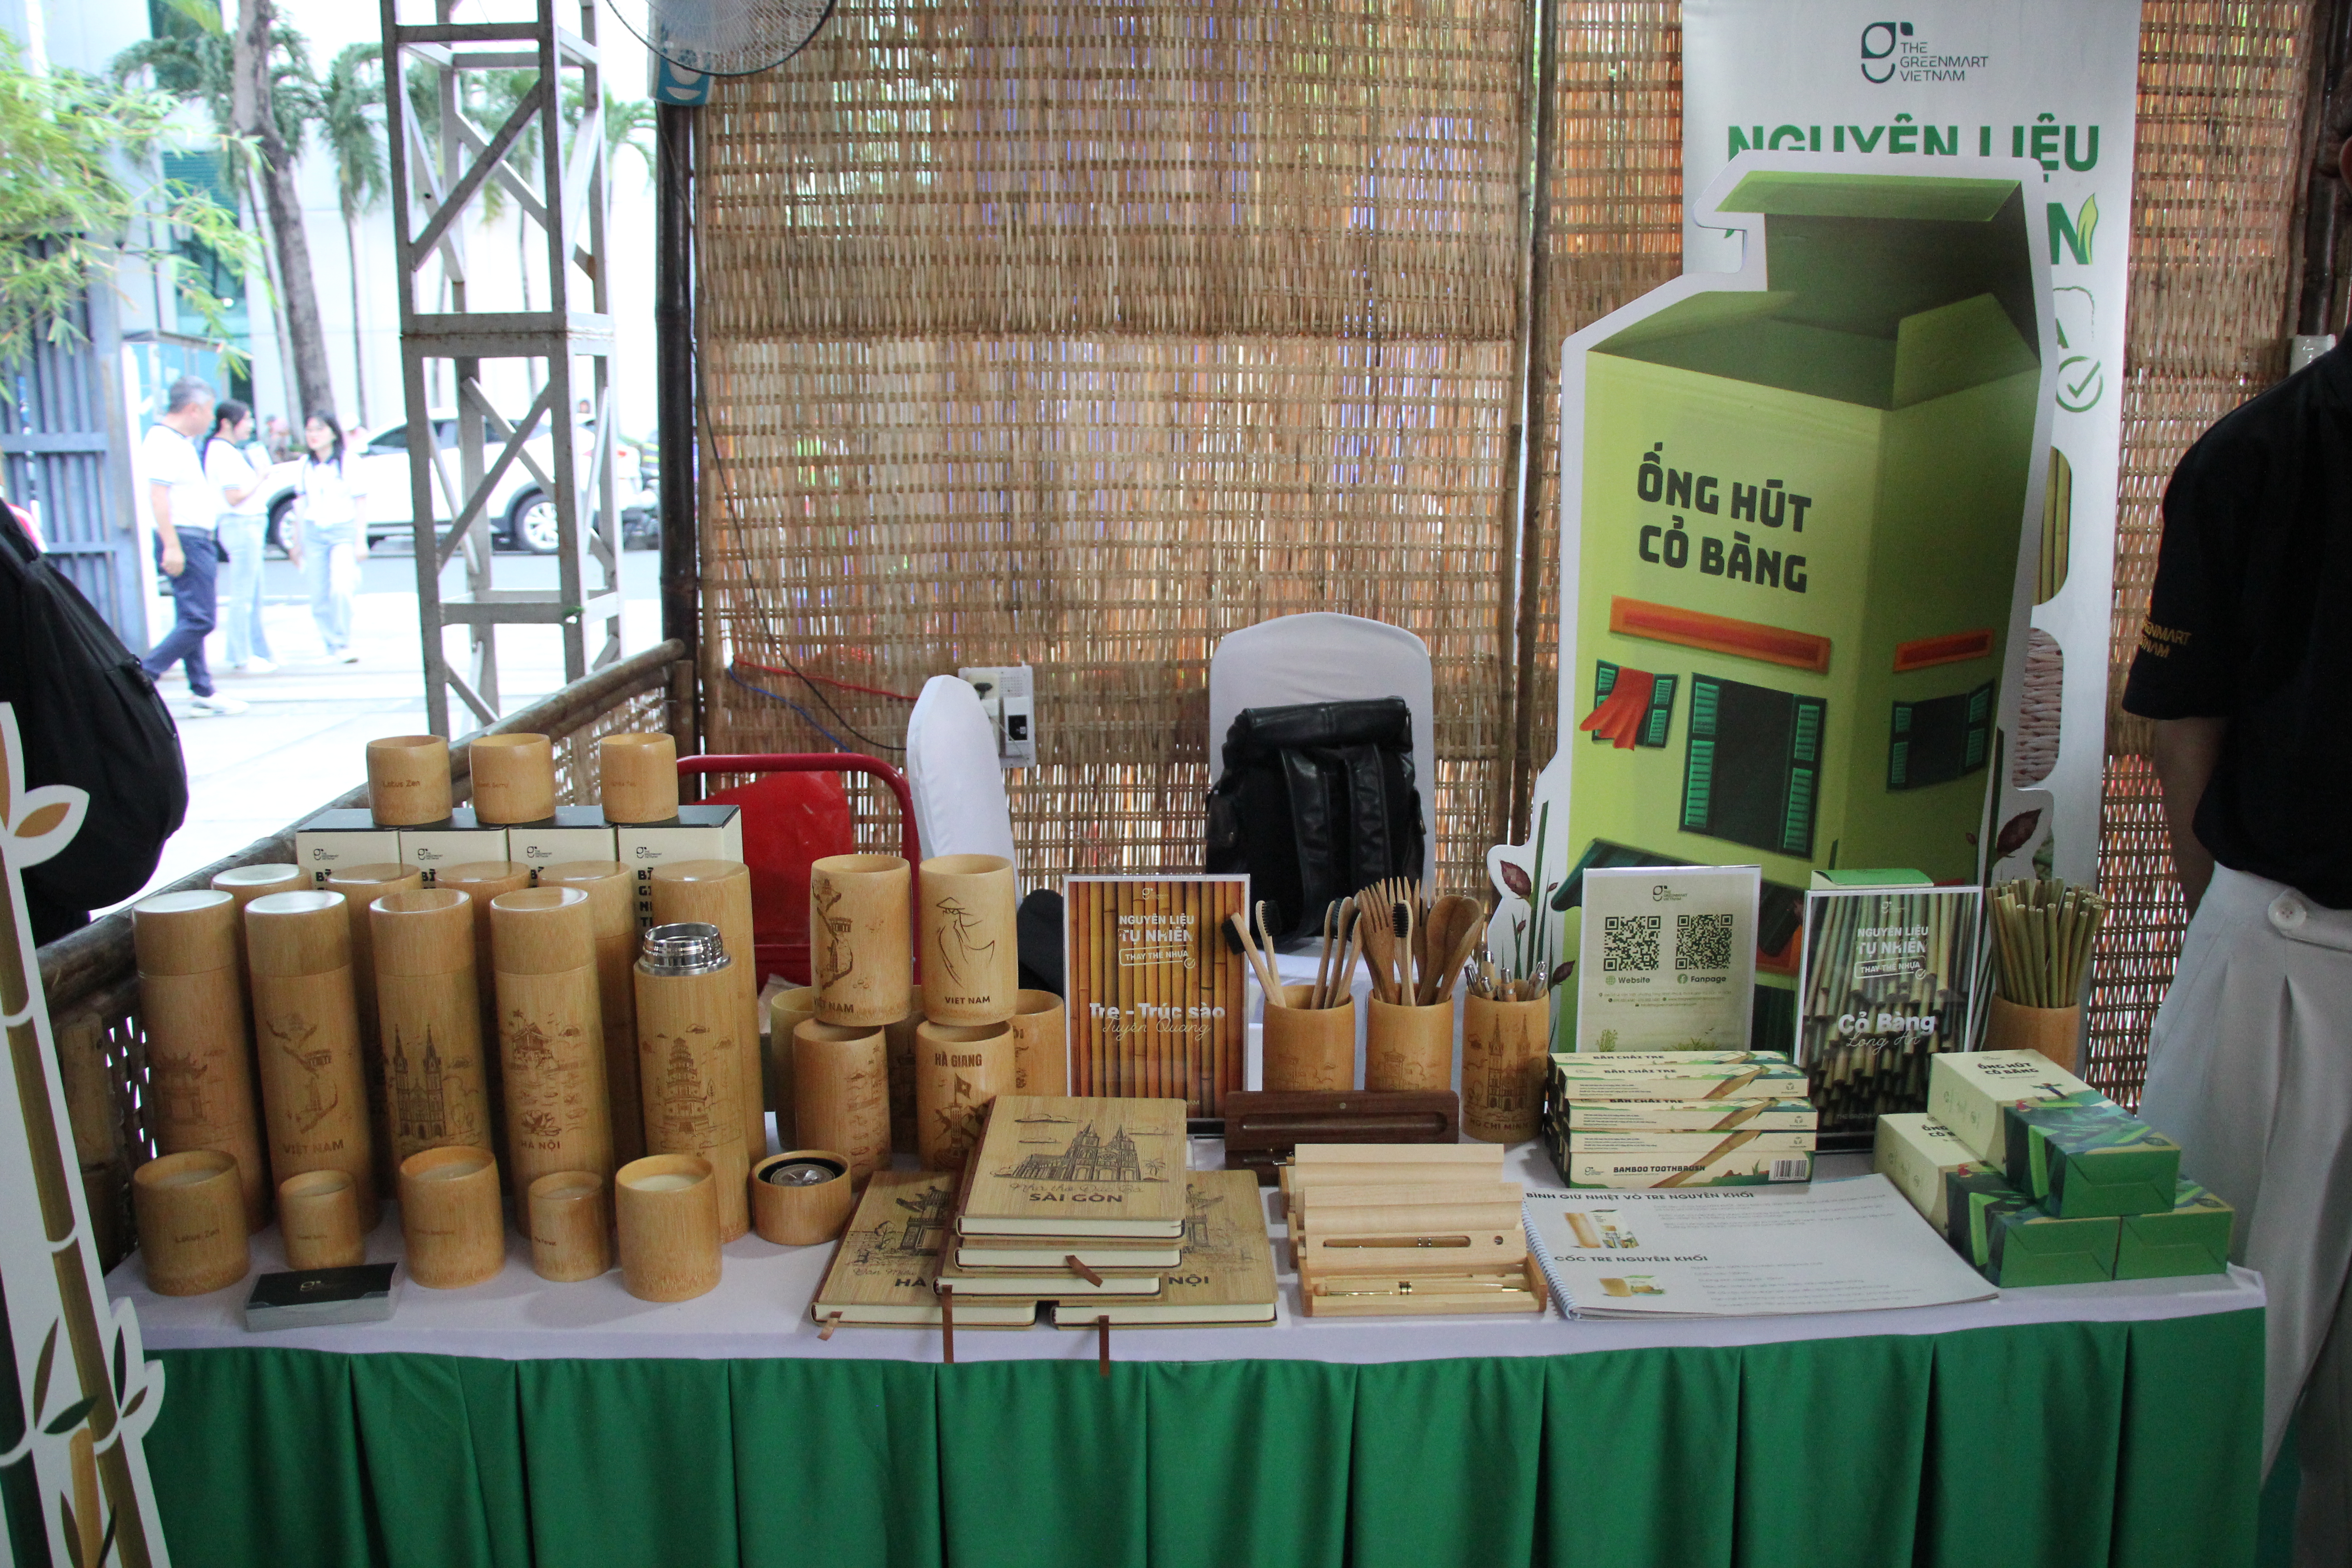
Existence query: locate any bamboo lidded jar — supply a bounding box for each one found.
[793,1020,892,1191]
[131,889,270,1232]
[369,887,493,1163]
[366,735,452,826]
[540,860,647,1167]
[325,862,423,1190]
[469,733,556,825]
[751,1151,855,1246]
[245,889,377,1229]
[489,887,615,1192]
[211,862,306,981]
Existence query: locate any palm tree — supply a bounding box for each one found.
[318,43,384,424]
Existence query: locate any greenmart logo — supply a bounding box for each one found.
[1860,21,1912,83]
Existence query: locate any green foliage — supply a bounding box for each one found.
[564,80,657,187]
[318,43,386,221]
[110,0,320,169]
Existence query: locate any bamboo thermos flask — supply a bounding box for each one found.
[468,733,556,825]
[1366,996,1455,1094]
[325,862,422,1189]
[398,1146,505,1289]
[634,923,751,1240]
[365,735,452,826]
[131,890,270,1231]
[245,890,377,1229]
[1264,985,1357,1093]
[615,1154,721,1302]
[913,1020,1012,1171]
[598,732,678,824]
[917,855,1019,1025]
[368,888,493,1163]
[649,860,768,1160]
[540,861,647,1166]
[490,887,616,1192]
[751,1152,855,1246]
[793,1021,891,1191]
[132,1151,249,1295]
[1461,995,1547,1143]
[808,854,912,1027]
[527,1171,611,1282]
[766,985,817,1147]
[1009,990,1069,1097]
[279,1170,366,1269]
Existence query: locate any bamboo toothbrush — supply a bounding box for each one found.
[1392,898,1416,1006]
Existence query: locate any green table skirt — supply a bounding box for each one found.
[147,1308,2261,1568]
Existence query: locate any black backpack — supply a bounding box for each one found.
[0,525,188,942]
[1204,698,1425,946]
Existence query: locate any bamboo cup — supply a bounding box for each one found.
[1986,996,2085,1075]
[369,887,494,1164]
[599,732,678,824]
[246,889,377,1229]
[397,1145,505,1288]
[326,862,422,1191]
[614,1153,720,1302]
[1366,996,1455,1093]
[766,984,817,1147]
[1461,994,1548,1143]
[917,855,1019,1025]
[541,861,647,1167]
[649,860,768,1159]
[751,1151,856,1245]
[132,890,270,1232]
[278,1169,365,1269]
[527,1171,611,1282]
[808,854,912,1026]
[914,1020,1013,1172]
[1264,985,1357,1093]
[1009,990,1069,1097]
[366,735,452,826]
[132,1151,249,1295]
[793,1020,891,1191]
[490,887,615,1193]
[468,733,556,824]
[883,992,922,1156]
[635,923,751,1240]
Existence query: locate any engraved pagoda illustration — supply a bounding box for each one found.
[150,1051,212,1129]
[655,1031,721,1144]
[503,1013,583,1139]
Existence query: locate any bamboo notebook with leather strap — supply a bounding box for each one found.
[958,1095,1191,1239]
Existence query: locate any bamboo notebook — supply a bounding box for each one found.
[957,1095,1190,1239]
[810,1171,1037,1328]
[1051,1170,1277,1328]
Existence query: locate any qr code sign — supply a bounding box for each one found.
[1676,912,1735,971]
[1603,914,1661,972]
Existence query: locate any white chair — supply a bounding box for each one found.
[904,676,1018,868]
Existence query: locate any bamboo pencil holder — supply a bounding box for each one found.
[598,732,678,824]
[246,889,378,1229]
[1009,990,1068,1097]
[132,1151,249,1295]
[327,862,422,1191]
[649,860,768,1159]
[1461,995,1548,1143]
[1264,985,1357,1093]
[809,854,912,1026]
[1986,995,2085,1075]
[468,733,556,825]
[1366,997,1455,1093]
[884,993,921,1156]
[132,890,270,1232]
[278,1169,366,1270]
[917,855,1018,1025]
[635,924,751,1240]
[490,887,615,1192]
[369,887,494,1164]
[766,985,817,1147]
[914,1020,1013,1171]
[366,735,452,826]
[212,862,305,982]
[398,1146,505,1289]
[751,1152,855,1245]
[540,861,646,1167]
[527,1171,611,1282]
[793,1020,891,1191]
[615,1154,720,1302]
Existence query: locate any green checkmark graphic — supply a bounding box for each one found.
[2057,355,2104,412]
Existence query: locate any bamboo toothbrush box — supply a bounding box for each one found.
[1999,1097,2180,1218]
[1983,1199,2119,1288]
[1924,1050,2097,1165]
[294,809,404,887]
[398,810,510,886]
[2114,1182,2234,1280]
[1872,1112,1981,1229]
[615,805,744,927]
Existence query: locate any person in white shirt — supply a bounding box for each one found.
[203,399,274,673]
[138,375,245,715]
[289,410,368,662]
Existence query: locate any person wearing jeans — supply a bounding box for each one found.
[289,410,367,662]
[206,399,275,672]
[138,375,245,716]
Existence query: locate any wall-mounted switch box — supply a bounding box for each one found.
[957,665,1036,769]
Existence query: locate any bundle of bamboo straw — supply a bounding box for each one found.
[1988,879,2107,1009]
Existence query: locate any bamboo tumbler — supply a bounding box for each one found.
[883,990,922,1156]
[246,889,377,1229]
[917,855,1019,1025]
[649,860,768,1159]
[751,1151,855,1246]
[132,890,270,1232]
[398,1145,505,1289]
[211,862,306,984]
[1366,997,1455,1093]
[1264,985,1357,1093]
[914,1020,1013,1172]
[326,862,423,1192]
[369,887,494,1164]
[1009,990,1068,1097]
[278,1170,366,1269]
[793,1021,891,1191]
[468,733,556,825]
[490,887,615,1193]
[541,861,647,1167]
[527,1171,612,1282]
[1986,996,2085,1075]
[366,735,452,826]
[614,1153,721,1302]
[766,985,818,1147]
[809,854,912,1026]
[132,1151,249,1295]
[1461,994,1548,1143]
[599,732,678,824]
[635,923,751,1240]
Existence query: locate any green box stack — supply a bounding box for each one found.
[2001,1097,2181,1218]
[1540,1053,1814,1188]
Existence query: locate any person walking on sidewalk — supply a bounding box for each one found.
[289,410,368,662]
[137,375,245,716]
[204,399,275,673]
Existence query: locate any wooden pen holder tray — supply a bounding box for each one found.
[1298,1254,1549,1317]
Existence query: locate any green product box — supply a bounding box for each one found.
[1984,1200,2120,1288]
[1545,1052,1806,1103]
[2001,1097,2181,1218]
[1943,1166,2019,1268]
[1873,1112,1978,1230]
[1926,1050,2099,1165]
[2114,1181,2235,1281]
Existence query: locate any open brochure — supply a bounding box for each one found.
[1524,1175,1994,1318]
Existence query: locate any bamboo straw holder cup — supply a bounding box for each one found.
[1462,994,1548,1143]
[133,1151,250,1295]
[615,1154,721,1302]
[247,889,377,1229]
[369,887,493,1162]
[541,861,647,1167]
[766,985,817,1147]
[133,889,270,1232]
[398,1145,505,1289]
[279,1169,366,1270]
[793,1020,892,1191]
[527,1171,611,1282]
[650,860,767,1160]
[1009,990,1068,1097]
[490,886,615,1192]
[751,1151,855,1245]
[914,1020,1013,1171]
[809,854,912,1026]
[917,855,1019,1025]
[884,994,922,1155]
[1264,985,1357,1093]
[366,735,451,826]
[636,923,751,1240]
[1986,995,2085,1075]
[468,733,556,824]
[1366,996,1455,1093]
[598,732,678,824]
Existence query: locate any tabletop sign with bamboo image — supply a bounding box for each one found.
[1793,881,1984,1144]
[1065,876,1246,1114]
